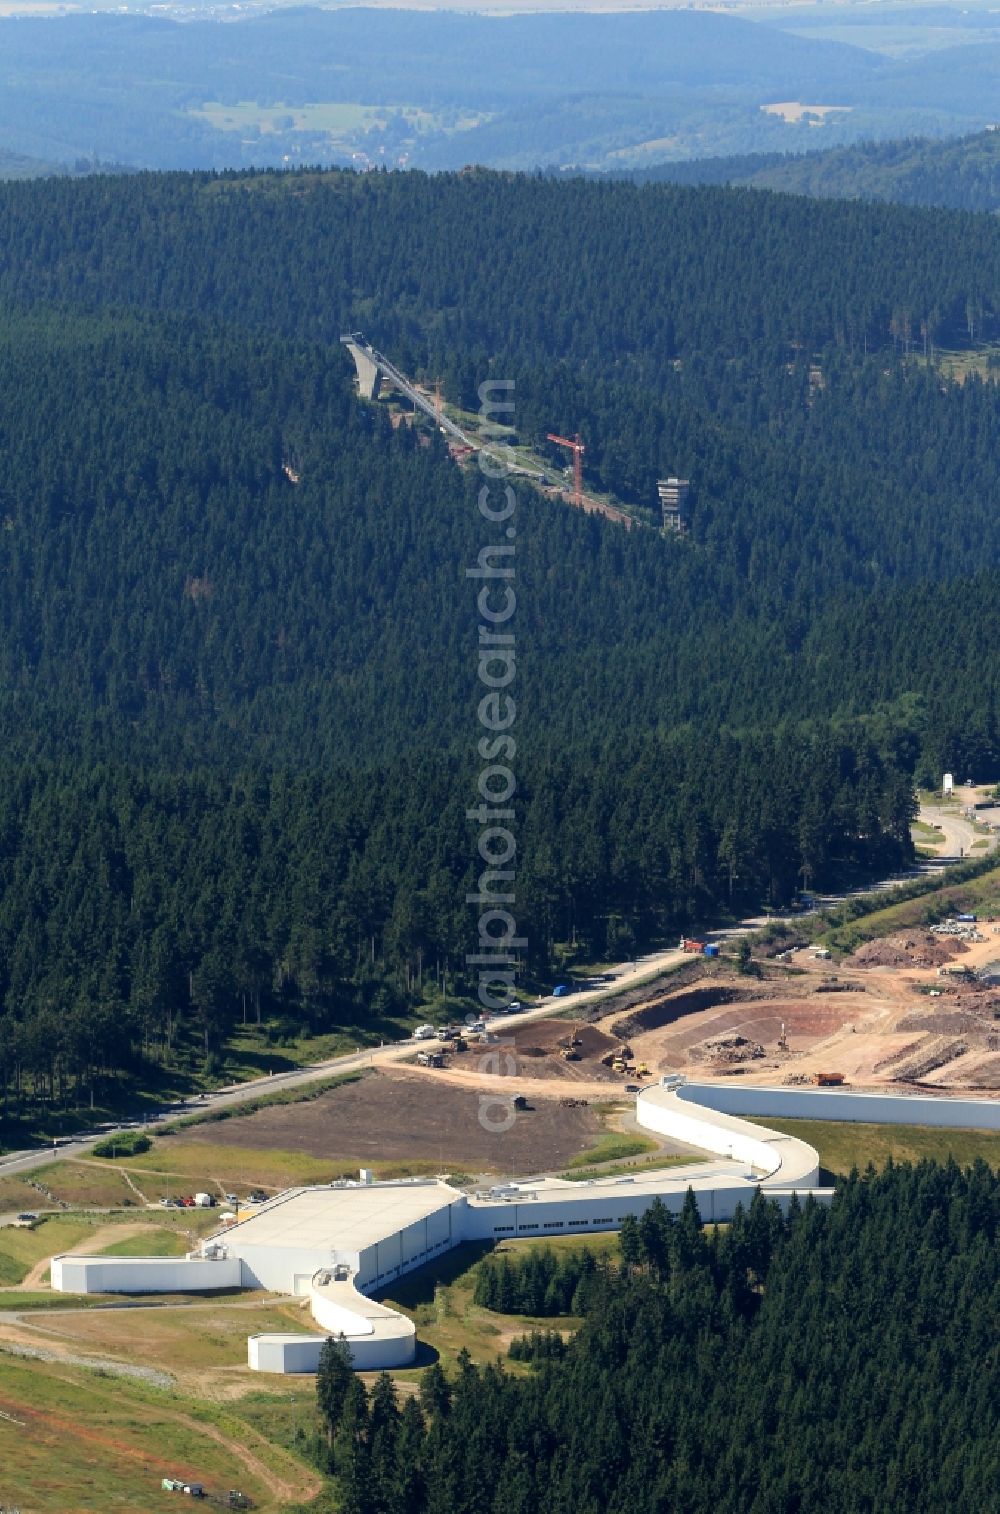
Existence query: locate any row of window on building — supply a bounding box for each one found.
[658,477,690,534]
[492,1214,621,1237]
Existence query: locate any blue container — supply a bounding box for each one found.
[703,944,719,958]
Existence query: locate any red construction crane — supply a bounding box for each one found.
[547,432,585,509]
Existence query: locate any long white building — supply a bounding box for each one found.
[50,1079,999,1371]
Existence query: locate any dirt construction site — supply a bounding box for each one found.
[569,927,1000,1096]
[380,925,1000,1108]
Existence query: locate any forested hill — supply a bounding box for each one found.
[320,1165,1000,1513]
[0,167,998,1106]
[628,129,1000,214]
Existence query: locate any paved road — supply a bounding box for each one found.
[3,828,984,1183]
[917,801,995,862]
[0,945,695,1183]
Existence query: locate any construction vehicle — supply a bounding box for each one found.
[682,939,706,953]
[815,1072,846,1087]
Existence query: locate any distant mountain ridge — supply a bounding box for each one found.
[0,146,66,180]
[0,145,130,181]
[0,7,995,171]
[626,130,1000,214]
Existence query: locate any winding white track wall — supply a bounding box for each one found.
[635,1079,822,1185]
[680,1083,1000,1129]
[57,1080,993,1373]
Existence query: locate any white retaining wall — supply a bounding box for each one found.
[682,1083,1000,1130]
[636,1093,781,1178]
[51,1254,243,1294]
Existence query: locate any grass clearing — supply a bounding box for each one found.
[34,1159,139,1208]
[125,1135,441,1192]
[0,1172,49,1213]
[0,1350,312,1511]
[0,1215,99,1284]
[566,1132,656,1168]
[819,856,1000,953]
[10,1296,312,1377]
[380,1234,617,1375]
[561,1151,704,1182]
[98,1228,191,1258]
[765,1118,1000,1177]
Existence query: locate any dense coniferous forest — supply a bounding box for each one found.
[1,167,999,1107]
[314,1163,1000,1513]
[628,128,1000,213]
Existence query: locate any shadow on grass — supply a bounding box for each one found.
[375,1241,494,1310]
[409,1341,441,1369]
[223,1047,304,1077]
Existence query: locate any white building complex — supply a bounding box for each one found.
[50,1079,1000,1372]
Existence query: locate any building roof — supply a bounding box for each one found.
[226,1179,461,1253]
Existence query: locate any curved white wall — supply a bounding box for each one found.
[635,1079,821,1186]
[311,1292,375,1339]
[248,1267,417,1373]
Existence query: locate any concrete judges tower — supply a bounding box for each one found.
[659,477,690,534]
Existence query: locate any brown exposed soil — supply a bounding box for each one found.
[501,1018,621,1082]
[611,986,759,1041]
[180,1069,601,1174]
[852,932,964,969]
[897,1007,995,1035]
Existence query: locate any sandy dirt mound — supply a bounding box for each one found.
[852,932,963,969]
[488,1019,622,1083]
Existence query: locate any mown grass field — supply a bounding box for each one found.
[765,1118,1000,1176]
[0,1207,225,1287]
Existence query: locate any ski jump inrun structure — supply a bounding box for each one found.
[50,1079,1000,1374]
[341,333,473,447]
